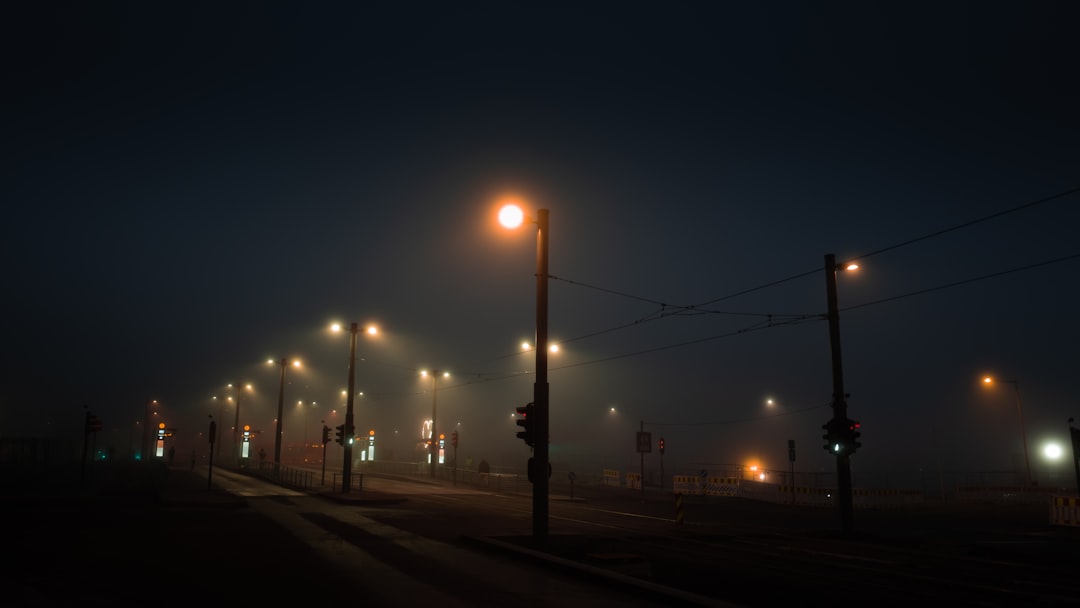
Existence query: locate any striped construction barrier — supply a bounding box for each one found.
[626,472,642,490]
[673,475,702,495]
[602,469,621,487]
[671,475,741,496]
[704,477,739,496]
[1050,496,1080,527]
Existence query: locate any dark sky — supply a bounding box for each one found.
[4,2,1078,481]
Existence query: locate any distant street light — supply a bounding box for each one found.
[269,357,301,465]
[229,383,252,465]
[982,375,1033,486]
[500,201,550,546]
[332,322,377,493]
[421,369,449,477]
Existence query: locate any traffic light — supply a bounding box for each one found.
[334,424,345,446]
[658,437,665,455]
[322,425,331,445]
[823,417,861,455]
[515,402,534,446]
[451,430,459,448]
[847,419,862,453]
[822,418,839,454]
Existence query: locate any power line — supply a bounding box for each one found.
[843,252,1080,312]
[532,186,1080,358]
[551,315,820,372]
[852,185,1080,263]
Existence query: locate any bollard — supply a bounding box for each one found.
[675,493,684,525]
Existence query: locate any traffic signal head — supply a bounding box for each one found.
[515,402,534,446]
[658,437,665,455]
[823,418,861,455]
[322,426,331,445]
[451,430,459,448]
[334,424,345,446]
[848,419,862,453]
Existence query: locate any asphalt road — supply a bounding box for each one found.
[7,459,1079,607]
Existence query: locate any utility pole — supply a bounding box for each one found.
[825,253,855,536]
[533,208,550,546]
[232,384,243,465]
[343,323,358,492]
[273,358,286,465]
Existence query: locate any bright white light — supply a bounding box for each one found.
[1043,443,1063,460]
[331,323,342,332]
[549,344,559,353]
[499,204,525,228]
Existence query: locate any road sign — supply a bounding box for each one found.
[636,431,652,453]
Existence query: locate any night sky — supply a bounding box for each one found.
[4,2,1078,482]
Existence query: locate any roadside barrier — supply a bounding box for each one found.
[1050,496,1079,526]
[602,469,621,487]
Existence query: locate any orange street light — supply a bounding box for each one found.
[981,375,1032,485]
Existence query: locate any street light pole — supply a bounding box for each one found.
[232,384,243,465]
[1005,379,1032,486]
[343,323,359,492]
[274,358,286,465]
[429,371,440,478]
[534,208,550,546]
[824,253,854,536]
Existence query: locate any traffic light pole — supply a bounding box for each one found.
[825,253,854,536]
[533,208,550,547]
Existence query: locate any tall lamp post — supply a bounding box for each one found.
[500,203,550,546]
[982,376,1032,486]
[230,383,251,465]
[824,253,858,536]
[422,369,449,477]
[271,358,300,466]
[336,322,377,493]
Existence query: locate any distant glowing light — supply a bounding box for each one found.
[1043,443,1063,460]
[499,204,525,228]
[845,263,859,271]
[549,344,559,353]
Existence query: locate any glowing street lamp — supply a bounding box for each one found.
[331,322,377,493]
[823,253,860,536]
[981,375,1032,486]
[229,383,252,464]
[499,201,550,546]
[421,369,450,477]
[269,357,301,465]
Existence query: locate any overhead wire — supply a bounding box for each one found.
[468,185,1080,385]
